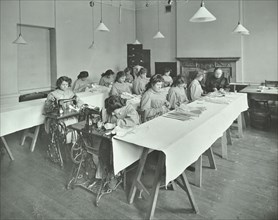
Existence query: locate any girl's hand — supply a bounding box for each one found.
[162,105,170,113]
[164,101,170,108]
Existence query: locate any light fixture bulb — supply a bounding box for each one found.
[13,33,27,44]
[133,39,141,44]
[153,31,165,39]
[96,22,110,32]
[190,0,216,22]
[233,22,250,35]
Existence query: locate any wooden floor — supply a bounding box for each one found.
[1,119,278,220]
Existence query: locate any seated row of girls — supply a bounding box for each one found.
[99,67,136,88]
[140,74,189,121]
[110,68,150,96]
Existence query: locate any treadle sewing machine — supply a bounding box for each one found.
[43,96,81,167]
[66,106,123,207]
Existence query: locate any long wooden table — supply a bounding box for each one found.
[0,88,109,160]
[112,92,248,219]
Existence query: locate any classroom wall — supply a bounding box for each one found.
[136,0,277,84]
[0,0,135,104]
[136,1,177,75]
[243,0,277,83]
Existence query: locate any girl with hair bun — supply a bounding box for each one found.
[99,69,115,87]
[72,71,92,93]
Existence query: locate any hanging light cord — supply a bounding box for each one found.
[92,1,94,41]
[19,0,22,34]
[135,1,137,39]
[238,0,241,22]
[100,0,103,22]
[157,0,160,30]
[54,0,56,29]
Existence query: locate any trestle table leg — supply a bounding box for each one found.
[1,136,14,161]
[145,152,165,220]
[128,148,150,204]
[221,131,228,159]
[194,155,202,187]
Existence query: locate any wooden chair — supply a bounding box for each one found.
[248,98,271,130]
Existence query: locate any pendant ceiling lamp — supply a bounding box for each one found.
[89,0,95,49]
[96,0,110,32]
[13,0,27,44]
[133,39,141,44]
[133,4,141,45]
[153,1,165,39]
[190,0,216,23]
[233,0,249,35]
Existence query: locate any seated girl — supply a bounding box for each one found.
[162,67,173,87]
[167,76,188,109]
[72,71,92,93]
[110,71,132,96]
[99,69,115,87]
[133,65,143,78]
[93,96,140,188]
[124,67,134,84]
[140,74,170,121]
[132,67,149,95]
[187,71,205,101]
[103,95,140,128]
[44,76,83,135]
[44,76,84,164]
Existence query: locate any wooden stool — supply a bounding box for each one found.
[20,125,40,152]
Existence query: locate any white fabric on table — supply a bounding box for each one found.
[112,93,248,185]
[0,88,109,137]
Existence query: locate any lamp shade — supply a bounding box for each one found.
[133,39,141,44]
[153,31,165,39]
[233,22,250,35]
[190,1,216,22]
[96,22,110,32]
[13,33,27,44]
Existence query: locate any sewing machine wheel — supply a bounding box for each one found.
[70,139,83,164]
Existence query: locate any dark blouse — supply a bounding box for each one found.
[205,76,229,92]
